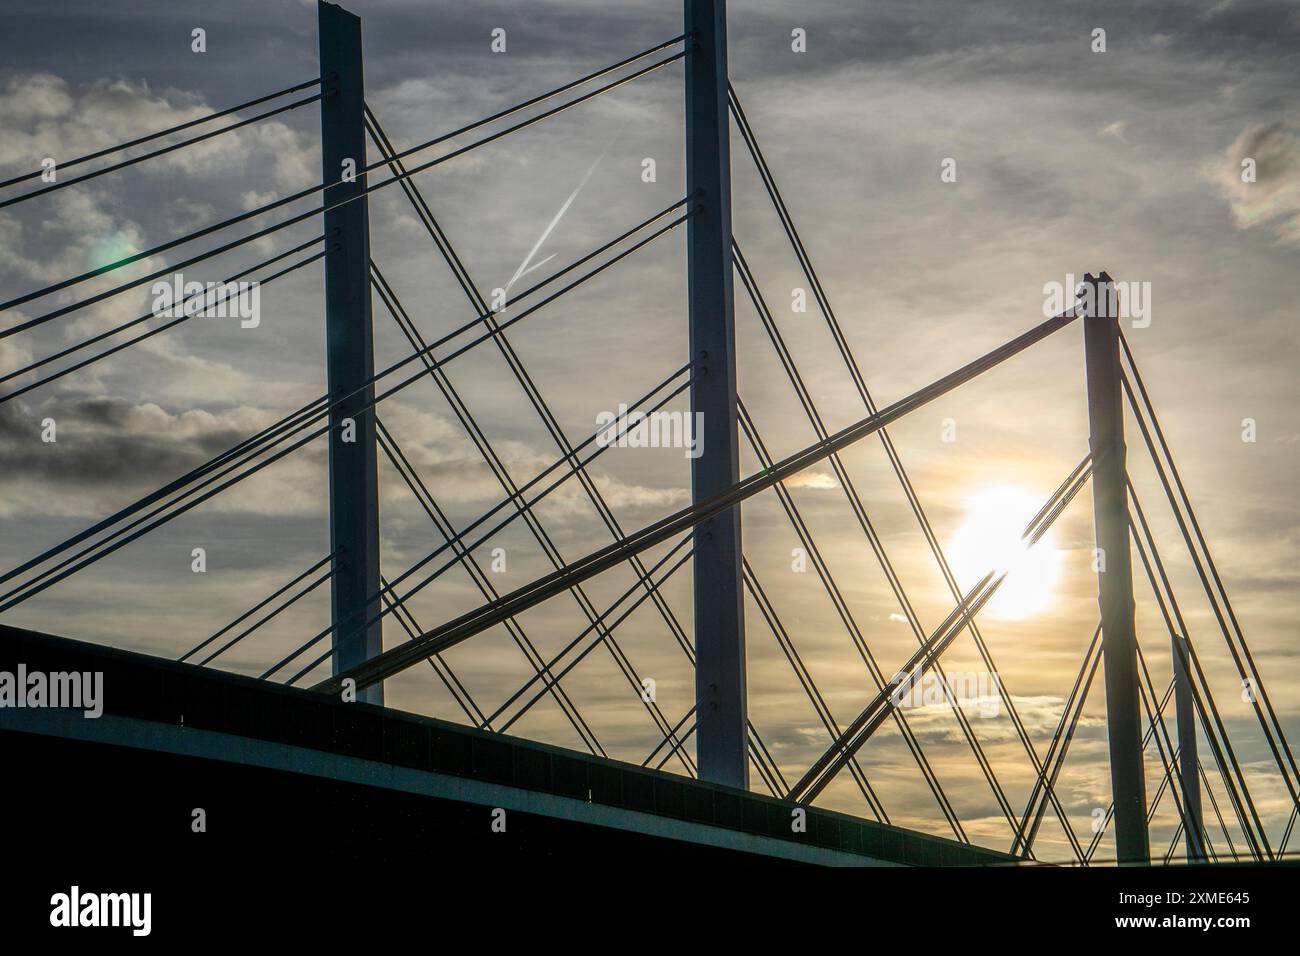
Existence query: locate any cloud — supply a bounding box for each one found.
[893,693,1105,744]
[783,470,838,490]
[1210,121,1300,245]
[0,335,33,378]
[0,72,318,312]
[376,399,689,514]
[1099,120,1128,140]
[0,393,323,519]
[0,74,315,194]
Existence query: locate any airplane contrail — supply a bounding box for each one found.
[504,149,607,294]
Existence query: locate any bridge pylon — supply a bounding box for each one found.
[1082,271,1148,863]
[318,1,383,705]
[684,0,748,789]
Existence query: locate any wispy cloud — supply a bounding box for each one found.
[1209,121,1300,245]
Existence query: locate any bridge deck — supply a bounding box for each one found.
[0,624,1012,867]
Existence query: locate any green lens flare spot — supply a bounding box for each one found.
[87,233,138,273]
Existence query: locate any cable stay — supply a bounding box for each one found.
[1012,624,1101,858]
[789,458,1091,804]
[362,145,701,767]
[0,77,322,192]
[262,364,692,681]
[739,402,963,838]
[308,305,1083,696]
[1126,484,1273,859]
[1,237,329,403]
[0,206,686,611]
[379,575,490,729]
[0,37,687,325]
[376,419,611,759]
[734,244,1086,855]
[180,552,335,665]
[728,85,1086,855]
[1121,337,1300,838]
[264,197,692,650]
[367,105,703,692]
[0,90,323,211]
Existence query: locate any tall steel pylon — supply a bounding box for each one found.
[319,0,383,705]
[685,0,748,788]
[1082,272,1148,864]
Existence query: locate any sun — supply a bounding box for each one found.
[945,485,1063,620]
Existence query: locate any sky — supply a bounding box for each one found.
[0,0,1297,862]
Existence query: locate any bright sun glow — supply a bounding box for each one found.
[946,485,1062,620]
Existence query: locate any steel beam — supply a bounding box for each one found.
[318,1,382,704]
[1082,272,1148,863]
[684,0,747,789]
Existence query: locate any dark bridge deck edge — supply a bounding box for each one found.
[0,624,1013,867]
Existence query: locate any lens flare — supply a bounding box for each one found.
[86,233,138,273]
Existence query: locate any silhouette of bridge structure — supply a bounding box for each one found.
[1,0,1295,867]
